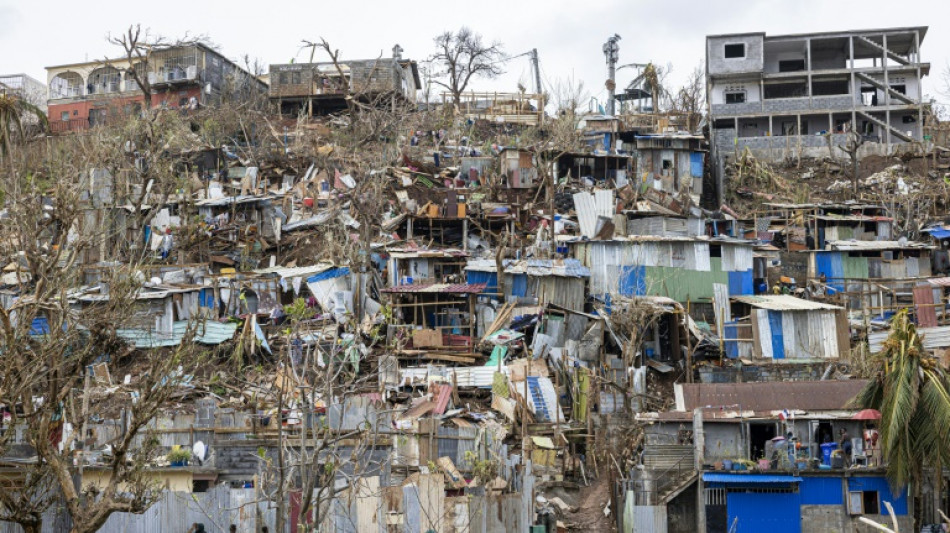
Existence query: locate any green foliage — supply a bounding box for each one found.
[851,308,950,490]
[284,298,311,323]
[464,450,498,485]
[166,448,192,463]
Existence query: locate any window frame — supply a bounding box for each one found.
[724,43,746,59]
[725,91,747,104]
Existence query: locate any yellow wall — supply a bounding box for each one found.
[82,469,194,493]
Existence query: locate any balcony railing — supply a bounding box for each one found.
[50,118,90,134]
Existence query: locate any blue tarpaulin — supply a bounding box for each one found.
[619,265,646,296]
[925,228,950,240]
[30,317,51,336]
[307,267,350,283]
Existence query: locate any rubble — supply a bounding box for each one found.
[3,19,950,533]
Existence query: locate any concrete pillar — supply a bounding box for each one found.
[694,407,706,533]
[806,38,813,100]
[883,33,890,150]
[916,30,923,141]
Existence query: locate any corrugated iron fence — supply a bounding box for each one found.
[0,486,277,533]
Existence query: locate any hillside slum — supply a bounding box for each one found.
[4,26,950,533]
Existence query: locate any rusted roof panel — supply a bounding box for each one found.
[679,380,868,413]
[381,283,486,294]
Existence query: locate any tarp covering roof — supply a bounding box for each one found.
[306,267,351,283]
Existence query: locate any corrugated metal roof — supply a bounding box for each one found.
[825,239,933,251]
[813,214,892,222]
[282,210,337,231]
[731,295,843,311]
[928,277,950,287]
[253,263,334,279]
[678,380,868,413]
[431,383,453,415]
[388,249,468,259]
[464,259,590,278]
[702,473,802,483]
[381,283,486,294]
[117,321,238,348]
[195,194,278,207]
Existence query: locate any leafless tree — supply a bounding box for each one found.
[838,130,867,198]
[0,150,211,532]
[429,27,505,107]
[670,63,705,133]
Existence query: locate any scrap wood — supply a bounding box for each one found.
[437,456,468,489]
[482,301,516,342]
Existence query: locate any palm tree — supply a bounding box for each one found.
[0,91,48,159]
[851,308,950,526]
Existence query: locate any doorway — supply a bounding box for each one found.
[749,423,777,461]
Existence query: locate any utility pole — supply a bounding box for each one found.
[529,48,542,95]
[603,34,621,116]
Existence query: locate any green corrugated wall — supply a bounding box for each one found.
[644,257,728,302]
[842,255,869,280]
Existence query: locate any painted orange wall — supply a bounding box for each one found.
[48,86,202,124]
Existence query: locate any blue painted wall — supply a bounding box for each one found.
[465,271,498,295]
[768,310,785,359]
[690,152,704,178]
[724,321,739,358]
[814,252,844,293]
[728,489,801,533]
[510,274,528,298]
[848,476,908,515]
[728,269,754,296]
[800,477,844,505]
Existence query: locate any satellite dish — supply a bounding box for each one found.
[193,441,206,462]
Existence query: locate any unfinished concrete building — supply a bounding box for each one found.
[269,45,420,115]
[706,27,929,167]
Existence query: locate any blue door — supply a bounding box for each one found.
[768,310,785,359]
[728,488,801,533]
[690,152,704,177]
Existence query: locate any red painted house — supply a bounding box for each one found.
[46,43,267,133]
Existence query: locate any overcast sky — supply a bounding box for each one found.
[1,0,948,107]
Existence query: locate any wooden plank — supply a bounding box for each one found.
[914,284,938,328]
[835,309,851,361]
[400,352,479,363]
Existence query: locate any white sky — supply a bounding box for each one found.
[1,0,948,107]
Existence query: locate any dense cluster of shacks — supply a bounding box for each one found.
[5,23,950,533]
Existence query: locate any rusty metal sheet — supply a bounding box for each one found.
[679,380,869,413]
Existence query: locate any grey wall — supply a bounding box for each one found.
[708,35,765,76]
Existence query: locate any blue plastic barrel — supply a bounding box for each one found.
[820,442,838,465]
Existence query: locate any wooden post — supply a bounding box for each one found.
[686,304,693,383]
